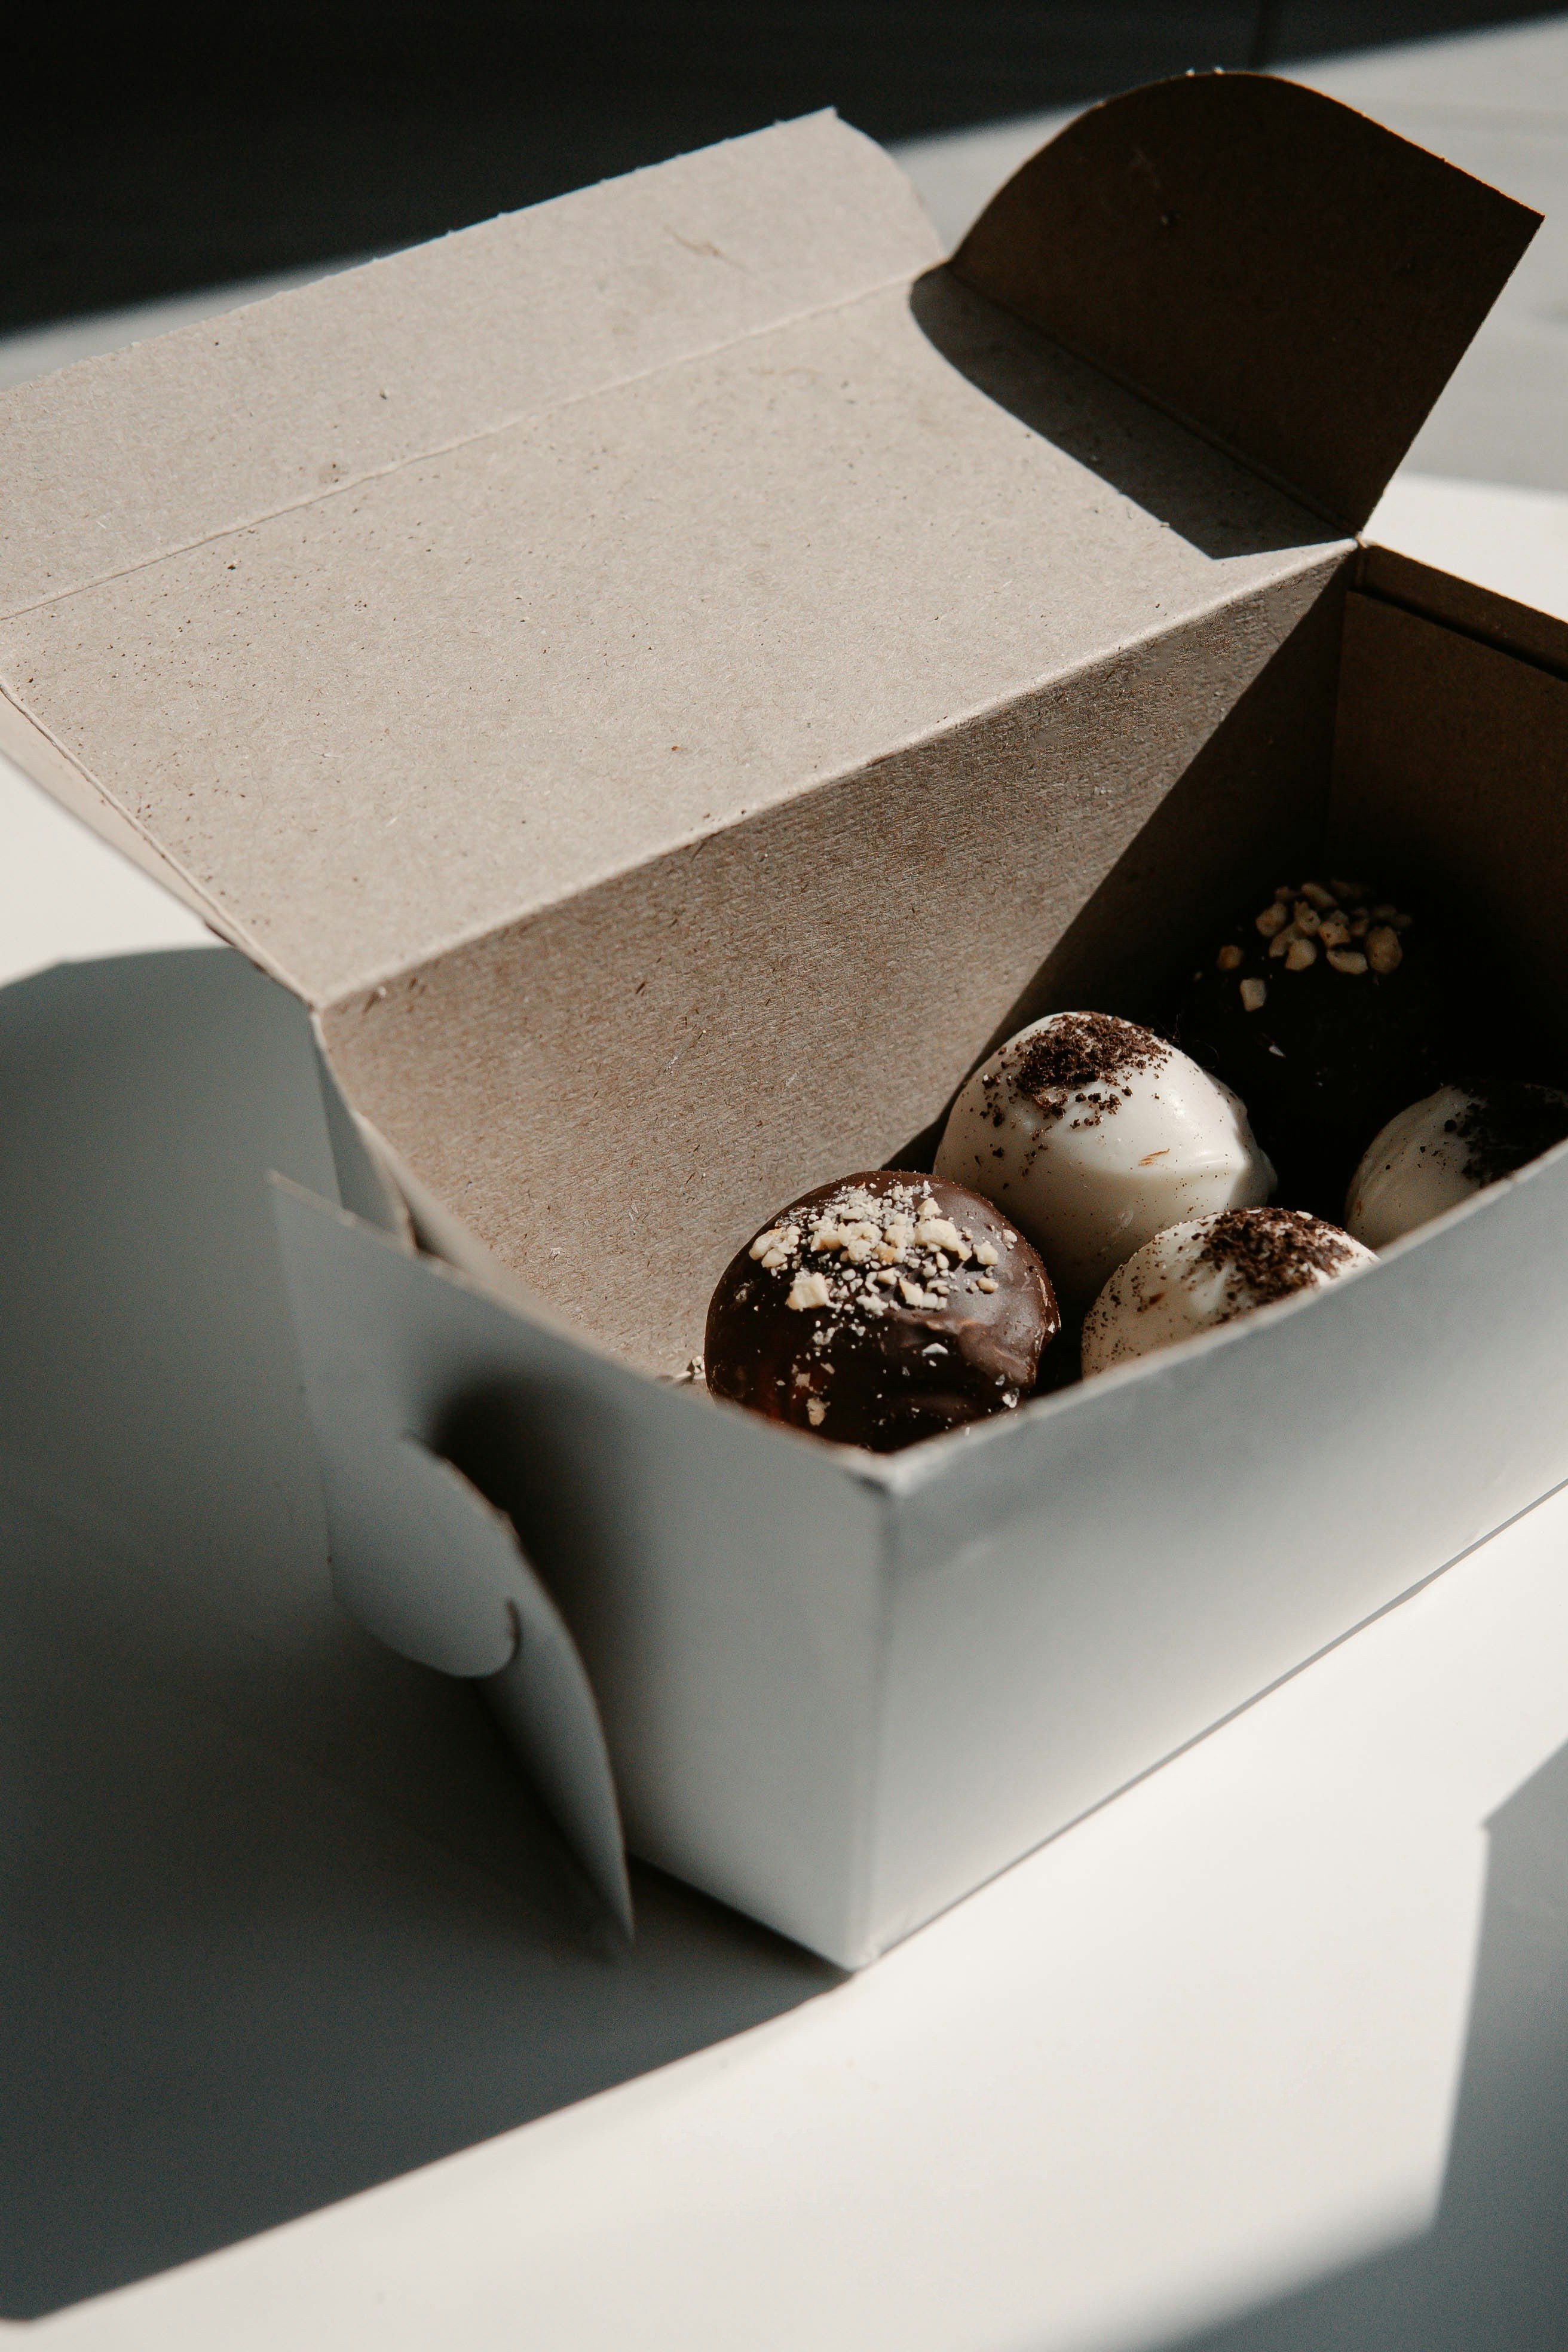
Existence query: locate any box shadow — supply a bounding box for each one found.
[1152,1734,1568,2352]
[890,577,1346,1169]
[0,948,837,2320]
[908,265,1334,564]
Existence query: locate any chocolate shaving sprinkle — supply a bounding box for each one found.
[1001,1013,1169,1129]
[1445,1083,1568,1187]
[1197,1205,1355,1307]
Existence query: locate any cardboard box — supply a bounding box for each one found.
[4,73,1564,1966]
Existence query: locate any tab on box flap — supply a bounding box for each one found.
[953,72,1541,532]
[271,1175,633,1933]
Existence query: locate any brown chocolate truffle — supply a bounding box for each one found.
[1177,877,1442,1209]
[705,1171,1059,1451]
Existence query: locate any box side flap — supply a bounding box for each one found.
[1331,591,1568,1042]
[0,112,939,620]
[952,72,1541,532]
[1357,543,1568,682]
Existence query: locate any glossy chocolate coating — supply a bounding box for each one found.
[705,1171,1059,1451]
[1177,878,1443,1210]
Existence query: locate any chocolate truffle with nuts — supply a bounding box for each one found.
[705,1172,1058,1450]
[1177,878,1442,1208]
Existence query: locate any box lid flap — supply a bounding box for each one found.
[0,107,1338,1009]
[952,72,1541,532]
[0,111,939,620]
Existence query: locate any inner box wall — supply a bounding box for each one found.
[1331,586,1568,1055]
[320,562,1350,1376]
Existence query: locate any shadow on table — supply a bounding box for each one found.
[7,3,1561,333]
[0,950,837,2320]
[1156,1734,1568,2352]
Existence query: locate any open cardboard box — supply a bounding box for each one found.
[4,73,1566,1967]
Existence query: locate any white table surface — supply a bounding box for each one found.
[6,20,1568,2347]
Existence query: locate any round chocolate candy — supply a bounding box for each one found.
[1082,1205,1375,1376]
[933,1009,1274,1315]
[1177,878,1441,1210]
[1345,1078,1568,1250]
[705,1171,1058,1451]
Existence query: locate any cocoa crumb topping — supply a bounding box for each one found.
[1198,1205,1355,1306]
[1001,1013,1169,1129]
[1444,1083,1568,1186]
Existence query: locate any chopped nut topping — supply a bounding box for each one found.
[898,1276,939,1309]
[1350,913,1370,938]
[1300,881,1336,910]
[883,1217,914,1249]
[975,1275,999,1293]
[1318,912,1351,949]
[787,1270,832,1310]
[749,1226,794,1260]
[876,1269,899,1287]
[1326,947,1368,975]
[874,1241,904,1265]
[1256,903,1290,938]
[1366,924,1403,974]
[842,1238,874,1264]
[1293,901,1322,935]
[811,1223,843,1253]
[1240,976,1267,1012]
[974,1241,999,1267]
[1273,885,1296,902]
[1268,926,1297,960]
[1284,935,1318,972]
[914,1215,965,1254]
[1216,942,1244,971]
[760,1245,789,1270]
[806,1396,826,1428]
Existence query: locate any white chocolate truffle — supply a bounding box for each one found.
[1083,1206,1374,1376]
[934,1011,1275,1312]
[1345,1080,1568,1250]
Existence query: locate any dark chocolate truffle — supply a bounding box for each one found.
[1177,877,1442,1208]
[705,1171,1059,1451]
